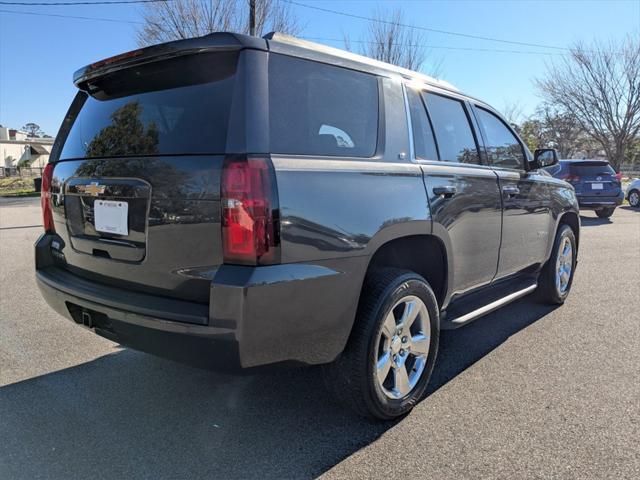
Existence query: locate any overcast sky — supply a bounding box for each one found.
[1,0,639,136]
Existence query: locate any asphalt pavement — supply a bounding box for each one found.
[1,197,639,479]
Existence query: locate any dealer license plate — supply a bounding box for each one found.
[94,200,128,236]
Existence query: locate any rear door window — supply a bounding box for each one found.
[60,51,238,159]
[407,88,438,160]
[423,93,479,164]
[475,107,525,170]
[269,54,378,157]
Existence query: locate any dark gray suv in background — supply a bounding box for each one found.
[36,32,580,419]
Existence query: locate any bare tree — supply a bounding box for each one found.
[501,100,524,127]
[22,123,44,138]
[344,7,442,75]
[519,105,598,159]
[536,34,640,169]
[137,0,301,46]
[539,104,589,158]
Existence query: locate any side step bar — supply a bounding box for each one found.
[441,282,538,330]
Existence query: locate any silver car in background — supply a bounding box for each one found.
[626,178,640,208]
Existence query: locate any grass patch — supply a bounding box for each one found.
[0,177,38,197]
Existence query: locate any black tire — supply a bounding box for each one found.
[628,189,640,208]
[322,268,439,420]
[537,224,577,305]
[596,207,615,218]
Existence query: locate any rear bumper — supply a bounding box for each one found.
[35,234,364,370]
[577,191,624,209]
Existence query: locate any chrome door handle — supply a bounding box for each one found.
[502,186,520,196]
[433,185,457,198]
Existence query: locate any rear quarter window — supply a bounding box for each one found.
[268,54,379,157]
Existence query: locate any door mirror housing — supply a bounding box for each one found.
[530,149,558,170]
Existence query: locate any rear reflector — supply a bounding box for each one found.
[41,163,55,233]
[221,156,279,265]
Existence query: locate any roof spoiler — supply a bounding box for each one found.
[73,32,266,90]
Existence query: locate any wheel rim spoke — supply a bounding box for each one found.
[381,312,396,339]
[410,334,430,356]
[377,351,393,384]
[400,300,420,330]
[393,364,411,396]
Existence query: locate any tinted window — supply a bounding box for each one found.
[269,55,378,157]
[407,88,438,160]
[475,108,525,169]
[60,52,237,159]
[424,93,479,164]
[569,162,615,176]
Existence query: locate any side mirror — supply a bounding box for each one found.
[530,148,558,170]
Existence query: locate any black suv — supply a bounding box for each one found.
[36,33,580,419]
[545,159,624,218]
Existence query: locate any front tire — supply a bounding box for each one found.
[628,189,639,208]
[596,207,615,218]
[537,224,577,305]
[323,268,439,420]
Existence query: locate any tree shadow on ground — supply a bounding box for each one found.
[0,298,556,480]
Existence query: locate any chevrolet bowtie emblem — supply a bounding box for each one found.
[78,182,106,196]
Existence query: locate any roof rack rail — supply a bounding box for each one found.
[263,31,459,93]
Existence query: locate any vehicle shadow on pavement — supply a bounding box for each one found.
[0,298,555,480]
[619,205,639,213]
[428,299,556,396]
[579,215,612,226]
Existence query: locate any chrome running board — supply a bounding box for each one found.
[442,283,538,329]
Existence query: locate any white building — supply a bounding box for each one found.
[0,126,54,169]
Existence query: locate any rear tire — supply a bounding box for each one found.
[628,189,639,208]
[596,207,615,218]
[322,268,439,420]
[537,224,577,305]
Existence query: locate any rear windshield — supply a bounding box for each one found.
[60,52,237,159]
[569,162,615,176]
[269,54,379,157]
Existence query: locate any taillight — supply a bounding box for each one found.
[221,156,279,265]
[562,174,581,183]
[614,172,623,182]
[41,163,55,233]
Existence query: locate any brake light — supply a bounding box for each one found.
[221,156,279,265]
[87,47,145,71]
[41,163,55,233]
[614,172,623,182]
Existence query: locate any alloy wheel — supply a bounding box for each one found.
[555,237,573,295]
[375,295,430,399]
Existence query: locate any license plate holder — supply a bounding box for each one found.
[94,200,128,236]
[591,183,603,190]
